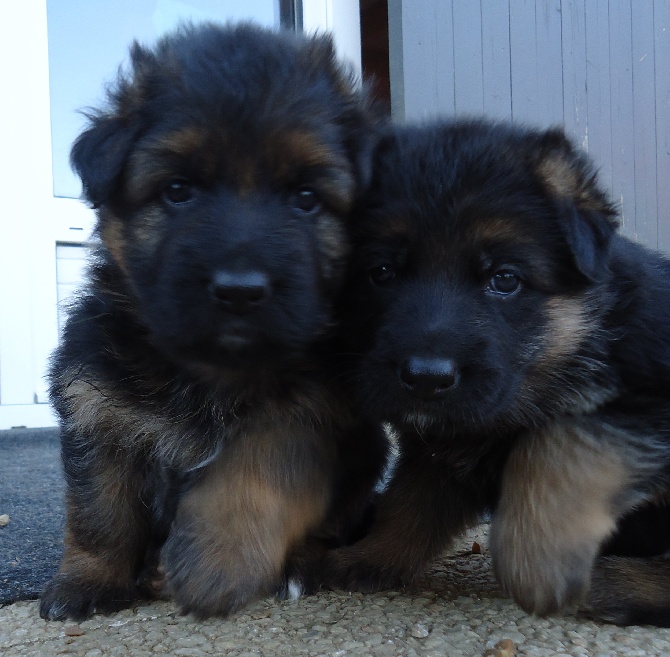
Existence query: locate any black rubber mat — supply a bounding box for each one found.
[0,427,64,605]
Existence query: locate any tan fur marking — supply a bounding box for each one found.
[279,130,345,171]
[58,530,135,585]
[270,130,355,211]
[153,126,207,157]
[59,369,211,465]
[537,154,580,200]
[55,460,149,593]
[491,419,632,615]
[471,216,534,245]
[540,295,595,362]
[588,555,670,623]
[316,214,348,277]
[537,152,604,211]
[126,126,217,202]
[129,205,165,255]
[374,215,410,240]
[99,211,128,275]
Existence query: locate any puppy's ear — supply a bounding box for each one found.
[70,114,140,208]
[301,33,386,195]
[535,128,618,281]
[345,110,385,197]
[70,41,153,208]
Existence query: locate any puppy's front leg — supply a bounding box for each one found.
[163,422,332,618]
[324,435,486,592]
[490,419,633,616]
[40,434,152,621]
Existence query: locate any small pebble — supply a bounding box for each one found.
[471,541,481,554]
[410,622,430,638]
[0,514,10,527]
[63,624,86,637]
[483,638,517,657]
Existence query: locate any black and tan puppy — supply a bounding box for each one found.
[40,22,387,621]
[326,119,670,625]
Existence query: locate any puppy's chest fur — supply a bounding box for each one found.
[53,285,343,473]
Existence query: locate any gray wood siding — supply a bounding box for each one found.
[389,0,670,251]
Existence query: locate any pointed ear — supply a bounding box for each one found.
[535,128,618,281]
[70,114,141,208]
[70,40,153,208]
[561,204,616,281]
[301,33,385,196]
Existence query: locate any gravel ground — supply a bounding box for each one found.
[3,526,670,657]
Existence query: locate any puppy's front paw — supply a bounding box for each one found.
[40,574,137,621]
[490,515,595,616]
[491,528,595,616]
[323,543,409,593]
[163,528,271,618]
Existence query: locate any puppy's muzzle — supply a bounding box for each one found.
[399,356,458,400]
[208,270,271,315]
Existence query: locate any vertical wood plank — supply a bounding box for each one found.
[509,0,537,122]
[534,0,564,125]
[509,0,562,125]
[397,0,455,119]
[631,0,658,247]
[607,0,636,237]
[452,0,484,113]
[435,0,456,113]
[388,0,406,119]
[561,0,588,147]
[481,0,512,119]
[584,0,613,196]
[656,0,670,252]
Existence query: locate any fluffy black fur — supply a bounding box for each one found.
[325,118,670,626]
[41,22,386,621]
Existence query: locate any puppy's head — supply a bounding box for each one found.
[344,120,618,434]
[72,22,379,372]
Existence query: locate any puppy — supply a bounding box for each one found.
[40,22,386,621]
[326,119,670,625]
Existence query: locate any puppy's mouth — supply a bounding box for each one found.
[402,410,440,432]
[216,327,256,350]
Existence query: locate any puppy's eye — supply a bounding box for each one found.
[289,187,321,215]
[162,179,194,205]
[369,264,396,285]
[488,269,521,296]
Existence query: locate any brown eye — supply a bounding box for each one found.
[289,187,321,214]
[163,179,194,205]
[369,263,396,285]
[488,269,521,296]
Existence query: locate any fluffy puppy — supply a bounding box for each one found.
[326,118,670,625]
[40,22,386,621]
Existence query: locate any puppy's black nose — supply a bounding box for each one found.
[399,356,458,399]
[208,270,270,314]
